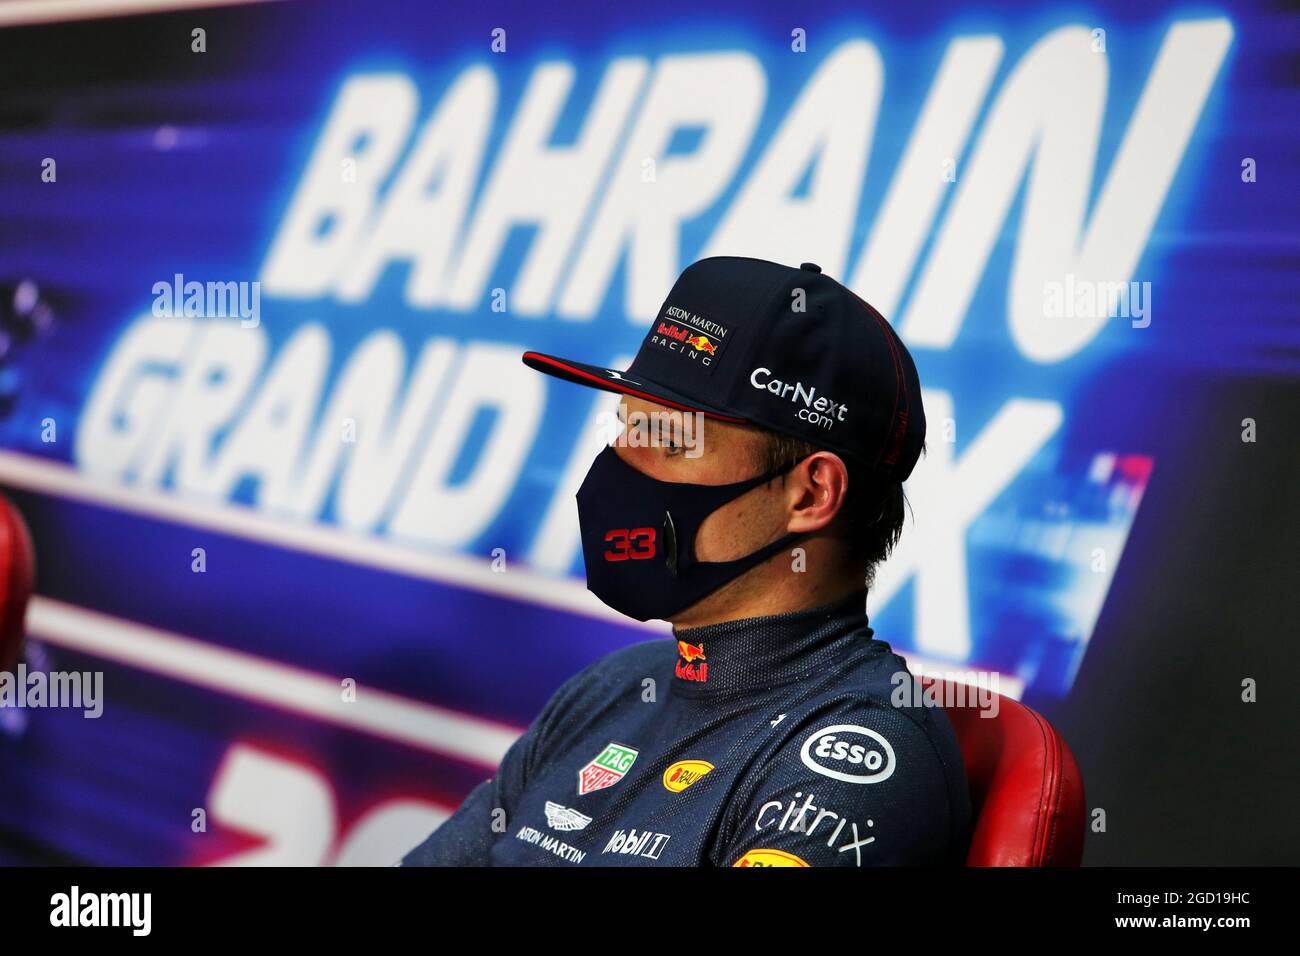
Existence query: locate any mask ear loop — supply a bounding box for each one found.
[663,454,809,576]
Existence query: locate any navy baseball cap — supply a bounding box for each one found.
[523,256,926,482]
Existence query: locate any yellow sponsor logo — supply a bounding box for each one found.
[733,848,809,867]
[662,759,715,793]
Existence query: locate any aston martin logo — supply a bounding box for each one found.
[544,801,593,832]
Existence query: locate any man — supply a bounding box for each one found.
[401,257,972,867]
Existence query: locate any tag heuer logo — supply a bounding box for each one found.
[577,742,639,795]
[544,801,593,832]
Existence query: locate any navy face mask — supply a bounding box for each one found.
[575,445,807,622]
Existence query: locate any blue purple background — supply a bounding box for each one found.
[0,0,1295,865]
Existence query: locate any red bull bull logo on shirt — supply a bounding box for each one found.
[675,641,709,683]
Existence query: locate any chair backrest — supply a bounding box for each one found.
[0,492,35,673]
[924,677,1086,866]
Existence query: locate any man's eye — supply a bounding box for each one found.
[664,442,683,457]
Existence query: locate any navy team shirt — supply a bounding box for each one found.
[401,590,972,867]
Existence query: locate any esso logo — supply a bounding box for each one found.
[799,725,896,784]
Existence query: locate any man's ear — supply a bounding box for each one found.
[785,451,849,534]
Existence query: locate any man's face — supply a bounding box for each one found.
[612,395,792,567]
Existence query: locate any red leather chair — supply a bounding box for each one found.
[923,676,1086,866]
[0,492,35,673]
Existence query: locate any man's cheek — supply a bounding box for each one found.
[694,498,762,563]
[692,510,729,563]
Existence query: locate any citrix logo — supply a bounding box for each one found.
[753,790,875,866]
[749,367,848,429]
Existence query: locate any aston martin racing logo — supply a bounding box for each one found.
[544,801,593,831]
[649,305,730,372]
[577,742,639,795]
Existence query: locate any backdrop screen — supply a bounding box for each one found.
[0,0,1294,865]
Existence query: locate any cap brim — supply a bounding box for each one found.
[522,351,747,423]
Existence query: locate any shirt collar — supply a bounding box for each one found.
[669,589,872,696]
